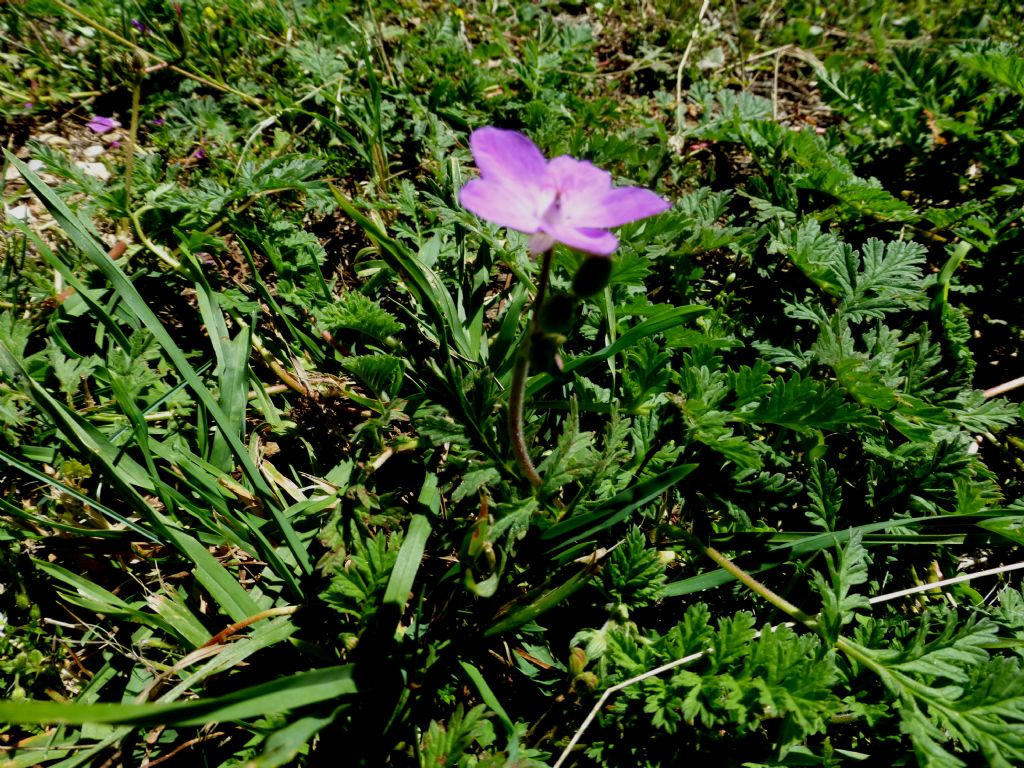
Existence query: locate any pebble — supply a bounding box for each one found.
[74,161,110,181]
[35,133,69,146]
[4,204,33,221]
[4,159,43,181]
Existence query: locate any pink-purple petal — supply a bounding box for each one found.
[458,178,543,233]
[547,156,612,197]
[469,127,550,195]
[459,126,670,256]
[542,222,618,256]
[87,116,120,134]
[573,187,671,229]
[528,232,556,254]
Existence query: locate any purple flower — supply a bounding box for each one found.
[150,117,165,126]
[458,127,670,256]
[192,147,206,160]
[130,18,147,33]
[87,116,121,134]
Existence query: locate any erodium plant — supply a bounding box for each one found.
[457,122,813,655]
[459,127,669,487]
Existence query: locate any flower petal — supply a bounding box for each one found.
[571,187,671,229]
[542,222,618,256]
[87,116,120,134]
[459,178,543,233]
[547,156,612,195]
[528,232,556,254]
[469,127,550,194]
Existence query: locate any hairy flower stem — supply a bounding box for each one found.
[696,540,818,629]
[509,352,543,487]
[120,68,143,240]
[508,248,554,488]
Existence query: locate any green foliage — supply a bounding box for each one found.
[811,531,871,642]
[846,613,1024,767]
[418,705,497,768]
[599,607,841,753]
[319,291,404,343]
[2,1,1023,766]
[342,353,405,399]
[321,522,404,634]
[596,527,667,609]
[747,372,873,433]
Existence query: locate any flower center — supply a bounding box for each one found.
[540,191,566,228]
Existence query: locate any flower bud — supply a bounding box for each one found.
[539,293,580,335]
[571,672,599,693]
[571,257,613,297]
[568,647,587,677]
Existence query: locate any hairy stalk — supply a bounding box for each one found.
[695,539,818,628]
[508,248,554,488]
[120,65,143,240]
[509,350,542,487]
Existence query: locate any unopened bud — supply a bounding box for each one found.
[568,647,587,677]
[539,293,579,335]
[571,671,599,693]
[571,257,613,297]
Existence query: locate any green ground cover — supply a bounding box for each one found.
[2,0,1024,764]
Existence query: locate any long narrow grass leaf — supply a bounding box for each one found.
[0,666,357,726]
[4,151,310,581]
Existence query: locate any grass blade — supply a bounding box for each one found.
[382,514,431,612]
[543,463,698,552]
[0,666,357,726]
[4,151,311,581]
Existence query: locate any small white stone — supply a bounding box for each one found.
[82,144,106,158]
[37,133,69,146]
[6,159,48,181]
[5,204,33,221]
[75,161,110,181]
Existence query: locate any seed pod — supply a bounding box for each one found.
[571,256,613,297]
[539,293,580,335]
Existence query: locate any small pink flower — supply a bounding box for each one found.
[458,127,670,255]
[87,116,121,134]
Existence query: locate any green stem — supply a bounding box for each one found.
[508,249,554,488]
[530,249,554,334]
[697,541,818,628]
[129,210,181,270]
[120,69,143,239]
[509,349,542,487]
